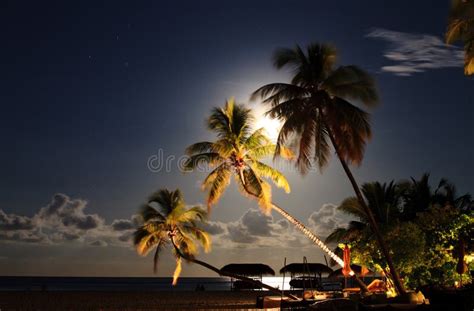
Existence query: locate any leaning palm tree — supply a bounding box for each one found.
[251,43,406,295]
[184,99,368,290]
[446,0,474,75]
[134,188,296,298]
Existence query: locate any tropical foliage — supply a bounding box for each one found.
[133,188,297,298]
[446,0,474,75]
[184,98,291,213]
[184,99,370,290]
[251,42,408,295]
[251,43,378,173]
[326,174,474,289]
[134,189,210,285]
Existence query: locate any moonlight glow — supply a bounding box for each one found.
[254,107,282,143]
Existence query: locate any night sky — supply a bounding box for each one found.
[1,1,472,276]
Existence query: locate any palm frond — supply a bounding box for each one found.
[241,167,273,213]
[249,160,291,193]
[273,108,307,162]
[172,257,182,286]
[147,189,185,216]
[446,0,474,75]
[264,98,307,120]
[185,141,215,155]
[309,43,338,78]
[446,18,469,44]
[247,144,276,159]
[325,96,371,165]
[446,0,474,44]
[325,227,350,243]
[273,47,302,70]
[139,204,166,222]
[338,197,368,221]
[208,106,232,138]
[230,101,253,142]
[181,225,212,253]
[183,153,224,171]
[176,234,199,258]
[205,165,232,209]
[176,206,208,223]
[135,229,161,256]
[314,112,331,170]
[296,114,316,174]
[322,66,378,107]
[251,83,307,106]
[243,128,272,151]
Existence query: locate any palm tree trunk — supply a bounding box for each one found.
[169,237,299,300]
[326,130,406,295]
[270,202,368,292]
[237,173,368,292]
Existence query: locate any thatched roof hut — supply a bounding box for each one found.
[328,264,373,278]
[280,263,333,276]
[221,263,275,277]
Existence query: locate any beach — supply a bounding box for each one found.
[0,291,273,310]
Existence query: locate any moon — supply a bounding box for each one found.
[254,106,282,143]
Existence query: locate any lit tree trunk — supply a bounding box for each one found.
[238,171,368,292]
[270,202,368,292]
[326,130,407,295]
[169,237,298,300]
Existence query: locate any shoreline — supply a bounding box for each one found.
[0,290,275,310]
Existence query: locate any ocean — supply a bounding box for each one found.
[0,276,361,292]
[0,276,232,291]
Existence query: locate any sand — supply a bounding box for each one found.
[0,291,276,310]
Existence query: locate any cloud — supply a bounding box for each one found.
[308,203,346,239]
[0,194,137,246]
[207,208,316,249]
[0,209,35,231]
[199,221,226,235]
[89,240,108,247]
[366,28,464,76]
[111,219,135,231]
[240,209,273,237]
[226,222,258,243]
[35,194,104,231]
[223,209,292,244]
[118,232,134,242]
[0,195,347,254]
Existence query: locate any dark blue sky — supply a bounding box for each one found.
[0,1,472,276]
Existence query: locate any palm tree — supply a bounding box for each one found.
[184,99,368,291]
[251,43,406,295]
[400,173,473,220]
[326,182,402,282]
[327,181,401,243]
[134,188,296,298]
[432,178,472,212]
[329,176,474,288]
[397,173,432,221]
[446,0,474,75]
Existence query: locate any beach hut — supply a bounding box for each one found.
[221,263,275,291]
[280,263,333,289]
